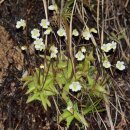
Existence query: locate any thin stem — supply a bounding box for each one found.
[69,0,77,74]
[42,0,48,68]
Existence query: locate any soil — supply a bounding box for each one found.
[0,0,130,130]
[0,1,54,130]
[0,26,24,83]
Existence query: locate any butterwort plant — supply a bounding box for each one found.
[16,10,126,128]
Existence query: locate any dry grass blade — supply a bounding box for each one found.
[0,0,4,5]
[125,0,129,7]
[69,0,77,74]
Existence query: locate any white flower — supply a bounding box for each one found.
[50,45,58,58]
[50,45,58,54]
[82,30,92,40]
[72,29,79,36]
[16,19,26,29]
[48,4,58,11]
[111,41,117,50]
[69,82,82,92]
[81,46,86,53]
[101,41,117,52]
[44,27,52,35]
[101,43,111,52]
[75,51,85,61]
[50,52,57,58]
[31,28,40,39]
[57,28,66,37]
[40,64,44,69]
[40,19,50,29]
[34,38,45,51]
[103,60,111,68]
[116,61,125,71]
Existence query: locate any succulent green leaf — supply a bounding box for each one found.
[26,93,40,103]
[58,61,67,69]
[86,52,95,62]
[59,110,72,123]
[67,59,73,79]
[74,111,89,127]
[40,93,48,111]
[56,73,66,88]
[43,77,53,89]
[96,85,108,94]
[62,83,70,101]
[87,75,95,86]
[66,115,74,128]
[26,82,36,94]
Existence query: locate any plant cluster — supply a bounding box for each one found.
[22,53,106,128]
[16,1,126,128]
